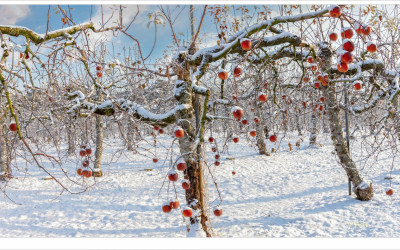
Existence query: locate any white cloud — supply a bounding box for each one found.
[0,5,30,25]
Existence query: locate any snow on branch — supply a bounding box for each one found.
[329,59,385,77]
[186,8,329,78]
[117,99,191,127]
[0,22,112,45]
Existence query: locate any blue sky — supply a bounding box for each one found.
[0,4,222,62]
[0,4,275,63]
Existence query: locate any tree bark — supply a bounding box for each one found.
[309,111,318,145]
[319,42,373,201]
[294,111,303,136]
[0,122,10,180]
[93,90,104,177]
[174,76,211,237]
[255,102,269,155]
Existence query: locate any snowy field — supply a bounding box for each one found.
[0,132,399,237]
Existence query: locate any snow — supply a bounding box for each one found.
[231,106,243,113]
[1,133,400,237]
[329,5,339,12]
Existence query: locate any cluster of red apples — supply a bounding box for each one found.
[77,145,92,178]
[328,5,376,90]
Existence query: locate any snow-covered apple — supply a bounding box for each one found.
[174,126,185,138]
[182,207,193,217]
[168,170,178,182]
[9,123,17,132]
[241,38,252,50]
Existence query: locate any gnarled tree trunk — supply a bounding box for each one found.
[93,90,104,177]
[255,102,269,156]
[309,110,318,145]
[319,42,373,201]
[0,122,10,180]
[174,75,211,237]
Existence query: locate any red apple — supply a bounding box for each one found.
[9,123,17,132]
[174,127,185,138]
[341,28,353,39]
[314,81,320,89]
[385,188,394,196]
[82,170,89,177]
[215,161,220,166]
[96,71,102,77]
[241,39,252,51]
[341,52,353,64]
[361,25,371,35]
[77,169,83,175]
[249,130,257,137]
[241,119,248,125]
[232,107,244,120]
[79,150,86,157]
[82,160,89,167]
[319,105,323,111]
[254,117,260,123]
[367,42,377,53]
[213,207,223,217]
[170,200,180,209]
[154,126,159,131]
[232,171,236,175]
[211,146,217,152]
[153,158,158,163]
[215,154,220,160]
[303,77,310,83]
[182,207,193,217]
[303,102,307,109]
[317,75,323,82]
[96,65,102,71]
[307,56,313,63]
[311,64,317,71]
[208,136,214,143]
[233,67,242,77]
[162,203,172,213]
[218,70,228,80]
[168,170,178,182]
[85,147,92,155]
[329,32,338,41]
[86,170,92,178]
[182,180,190,190]
[269,135,277,143]
[233,136,239,143]
[24,53,29,60]
[177,160,187,171]
[343,40,355,52]
[329,5,342,18]
[320,97,325,102]
[354,82,362,90]
[337,62,349,73]
[158,128,164,134]
[232,94,238,100]
[258,93,267,102]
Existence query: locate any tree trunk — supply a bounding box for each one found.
[174,77,211,237]
[93,91,104,178]
[0,122,10,181]
[319,42,373,201]
[66,117,75,155]
[294,110,303,136]
[127,119,134,151]
[255,102,269,156]
[309,111,318,145]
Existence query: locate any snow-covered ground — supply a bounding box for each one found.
[0,132,399,237]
